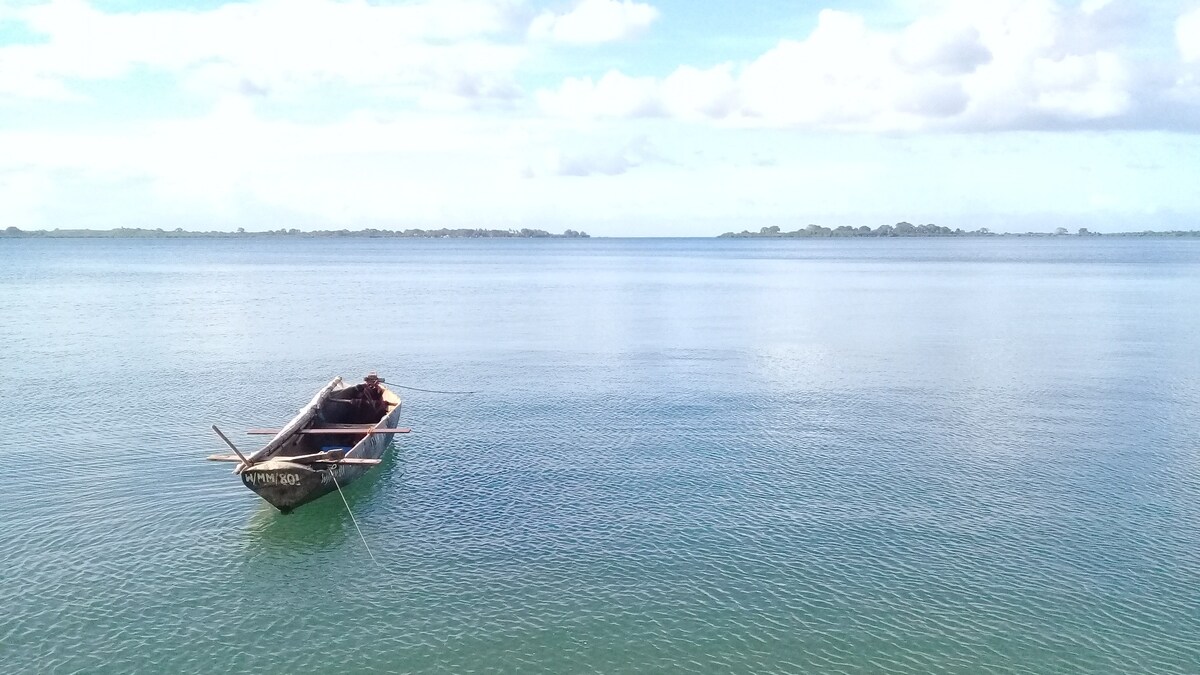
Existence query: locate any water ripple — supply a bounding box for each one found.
[2,238,1199,673]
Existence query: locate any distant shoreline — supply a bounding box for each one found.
[719,222,1200,238]
[0,226,589,239]
[3,224,1199,239]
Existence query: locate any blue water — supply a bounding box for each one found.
[1,237,1198,673]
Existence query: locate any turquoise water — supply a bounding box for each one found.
[2,237,1198,673]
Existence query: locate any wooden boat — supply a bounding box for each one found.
[207,376,407,513]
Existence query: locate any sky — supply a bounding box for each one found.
[1,0,1199,236]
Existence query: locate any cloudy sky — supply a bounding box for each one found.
[1,0,1199,235]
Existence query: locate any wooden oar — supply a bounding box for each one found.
[211,424,252,468]
[283,450,382,465]
[206,454,381,466]
[245,427,411,435]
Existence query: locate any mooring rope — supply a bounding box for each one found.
[328,468,380,567]
[390,384,478,395]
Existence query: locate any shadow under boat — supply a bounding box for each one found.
[242,442,405,553]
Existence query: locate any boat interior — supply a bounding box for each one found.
[267,386,400,459]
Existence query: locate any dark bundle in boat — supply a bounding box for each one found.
[207,374,408,513]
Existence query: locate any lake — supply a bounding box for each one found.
[1,237,1198,673]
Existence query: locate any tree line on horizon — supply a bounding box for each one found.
[721,222,991,238]
[720,223,1200,238]
[5,224,1198,239]
[1,226,590,239]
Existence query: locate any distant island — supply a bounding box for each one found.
[0,226,589,239]
[719,223,1200,238]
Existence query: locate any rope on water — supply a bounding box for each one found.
[328,468,380,568]
[390,384,478,395]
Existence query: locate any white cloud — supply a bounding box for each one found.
[1080,0,1117,14]
[529,0,659,44]
[1170,6,1200,108]
[543,148,632,176]
[0,97,546,226]
[0,170,56,228]
[537,1,1167,131]
[1179,7,1200,63]
[661,65,739,120]
[0,55,79,99]
[895,15,991,75]
[533,136,655,176]
[0,0,528,104]
[536,70,660,118]
[1028,51,1131,119]
[738,11,901,129]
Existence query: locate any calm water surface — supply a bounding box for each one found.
[1,237,1198,673]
